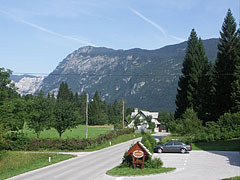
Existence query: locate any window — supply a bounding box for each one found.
[174,141,182,145]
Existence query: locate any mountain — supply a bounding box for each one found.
[36,39,219,111]
[10,75,44,95]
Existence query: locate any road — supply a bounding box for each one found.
[8,137,240,180]
[8,138,141,180]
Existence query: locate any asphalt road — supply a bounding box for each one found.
[8,137,240,180]
[8,138,141,180]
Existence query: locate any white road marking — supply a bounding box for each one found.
[116,177,124,180]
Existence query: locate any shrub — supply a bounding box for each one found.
[145,157,163,168]
[5,132,30,150]
[120,153,133,168]
[218,112,240,139]
[3,128,134,151]
[169,108,203,136]
[141,133,156,153]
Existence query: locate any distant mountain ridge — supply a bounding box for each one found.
[12,38,219,112]
[10,75,44,95]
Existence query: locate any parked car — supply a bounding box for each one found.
[154,139,192,153]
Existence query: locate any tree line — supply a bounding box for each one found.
[172,9,240,141]
[0,73,132,139]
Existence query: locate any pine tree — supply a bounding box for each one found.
[231,28,240,112]
[198,61,215,123]
[175,29,209,119]
[79,91,87,121]
[214,9,239,119]
[88,91,108,125]
[57,82,73,101]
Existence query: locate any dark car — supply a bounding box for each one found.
[154,139,192,153]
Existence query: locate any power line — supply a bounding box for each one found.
[12,72,240,77]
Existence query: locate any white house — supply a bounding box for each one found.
[128,108,160,132]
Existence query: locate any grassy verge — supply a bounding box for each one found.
[106,166,175,176]
[192,139,240,151]
[160,134,240,151]
[85,133,142,151]
[0,151,75,180]
[222,176,240,180]
[23,125,112,139]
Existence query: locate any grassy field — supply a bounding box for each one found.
[0,151,75,180]
[23,125,113,139]
[192,138,240,151]
[106,166,175,176]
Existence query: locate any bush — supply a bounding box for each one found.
[141,133,156,153]
[218,112,240,139]
[120,154,133,168]
[5,132,30,150]
[169,108,203,136]
[3,128,134,151]
[145,157,163,168]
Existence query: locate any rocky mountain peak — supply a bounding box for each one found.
[14,38,219,111]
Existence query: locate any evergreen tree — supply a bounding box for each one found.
[88,91,108,125]
[198,61,215,123]
[79,91,87,122]
[214,9,239,119]
[57,82,73,101]
[175,29,209,119]
[108,100,122,125]
[231,27,240,112]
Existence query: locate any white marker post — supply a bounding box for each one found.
[49,157,51,163]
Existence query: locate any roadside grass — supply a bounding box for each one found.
[192,139,240,151]
[0,151,75,180]
[85,133,142,151]
[23,125,112,139]
[106,166,175,176]
[160,134,240,151]
[222,176,240,180]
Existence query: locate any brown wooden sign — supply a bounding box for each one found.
[126,141,152,169]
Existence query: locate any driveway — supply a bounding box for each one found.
[118,151,240,180]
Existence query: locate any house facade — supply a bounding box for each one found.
[128,108,161,132]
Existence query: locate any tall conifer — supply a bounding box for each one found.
[214,9,239,119]
[231,25,240,112]
[175,29,209,119]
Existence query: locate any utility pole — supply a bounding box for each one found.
[122,100,124,128]
[86,93,88,139]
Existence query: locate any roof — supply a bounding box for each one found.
[126,141,152,156]
[131,110,159,119]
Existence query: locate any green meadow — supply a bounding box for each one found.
[22,125,113,139]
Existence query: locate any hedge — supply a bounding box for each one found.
[4,128,134,151]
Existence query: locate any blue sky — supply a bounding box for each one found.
[0,0,239,75]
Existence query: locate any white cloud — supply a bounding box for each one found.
[129,7,185,42]
[0,9,96,46]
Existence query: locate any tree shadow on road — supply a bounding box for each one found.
[207,151,240,167]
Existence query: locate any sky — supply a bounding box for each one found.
[0,0,239,75]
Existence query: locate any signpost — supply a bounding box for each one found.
[126,141,151,169]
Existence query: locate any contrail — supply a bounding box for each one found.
[129,7,167,36]
[129,7,185,42]
[0,9,96,46]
